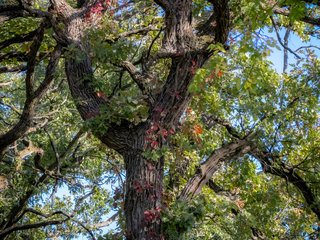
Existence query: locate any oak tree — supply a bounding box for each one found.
[0,0,320,239]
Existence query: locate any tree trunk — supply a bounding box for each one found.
[50,1,231,238]
[124,149,164,240]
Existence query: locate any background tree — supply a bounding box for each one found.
[0,0,320,239]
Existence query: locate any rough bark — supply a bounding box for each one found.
[124,148,164,239]
[162,1,194,53]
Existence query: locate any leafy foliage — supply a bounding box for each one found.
[0,0,320,239]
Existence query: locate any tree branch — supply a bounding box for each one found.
[251,149,320,220]
[185,94,299,201]
[106,26,161,44]
[273,7,320,27]
[0,65,27,74]
[0,44,62,156]
[0,27,41,51]
[91,212,118,229]
[179,138,252,200]
[283,26,291,73]
[270,16,301,60]
[0,173,48,230]
[121,60,155,106]
[202,114,243,139]
[0,218,70,238]
[25,21,46,99]
[25,208,97,240]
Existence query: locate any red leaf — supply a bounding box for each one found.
[96,91,105,97]
[186,108,193,114]
[217,70,223,78]
[150,140,159,149]
[193,124,203,135]
[160,129,168,138]
[168,128,175,135]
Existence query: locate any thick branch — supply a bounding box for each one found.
[148,0,230,131]
[202,112,319,220]
[49,0,74,18]
[273,7,320,26]
[179,139,252,200]
[251,149,320,220]
[211,0,230,44]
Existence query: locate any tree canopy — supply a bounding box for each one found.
[0,0,320,239]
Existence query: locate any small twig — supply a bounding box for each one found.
[146,27,164,60]
[295,45,320,52]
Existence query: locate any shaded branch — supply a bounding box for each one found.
[60,128,86,161]
[0,218,70,238]
[202,115,243,138]
[0,1,50,24]
[25,21,46,99]
[0,51,30,62]
[0,26,42,51]
[0,65,27,74]
[207,179,225,194]
[25,208,96,240]
[44,128,60,174]
[0,173,48,230]
[251,149,320,220]
[18,0,51,18]
[0,44,62,156]
[22,208,69,219]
